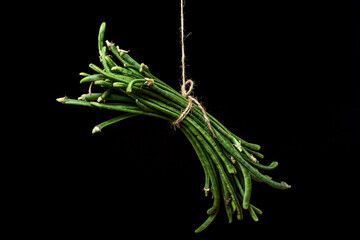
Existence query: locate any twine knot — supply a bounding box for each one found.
[173,82,216,138]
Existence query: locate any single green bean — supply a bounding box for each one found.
[237,149,278,171]
[106,41,127,66]
[204,148,221,215]
[94,80,113,88]
[233,174,245,196]
[78,93,101,101]
[93,113,138,133]
[119,48,140,66]
[79,72,90,77]
[126,78,152,93]
[98,22,106,53]
[80,74,105,84]
[56,97,93,107]
[220,176,233,223]
[97,88,112,102]
[238,162,252,210]
[194,209,219,233]
[100,46,111,72]
[104,56,117,69]
[246,147,265,159]
[111,66,136,77]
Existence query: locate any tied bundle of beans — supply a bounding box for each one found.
[57,22,290,233]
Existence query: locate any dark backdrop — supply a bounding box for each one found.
[12,0,359,238]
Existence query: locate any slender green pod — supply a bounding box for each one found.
[238,139,261,151]
[220,176,233,223]
[126,78,154,93]
[194,209,219,233]
[79,72,90,77]
[205,150,221,215]
[100,46,111,72]
[80,74,106,84]
[56,97,93,107]
[104,56,117,69]
[247,159,279,171]
[111,66,135,76]
[98,22,106,52]
[246,147,265,159]
[97,88,112,102]
[238,162,252,209]
[94,80,113,88]
[92,113,138,133]
[106,41,127,66]
[113,82,128,88]
[78,93,101,101]
[119,48,140,66]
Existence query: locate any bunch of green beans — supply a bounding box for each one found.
[57,22,290,233]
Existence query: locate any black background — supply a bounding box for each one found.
[9,0,359,238]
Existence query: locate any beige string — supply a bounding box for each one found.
[173,0,216,138]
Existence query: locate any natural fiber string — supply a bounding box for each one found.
[173,0,216,138]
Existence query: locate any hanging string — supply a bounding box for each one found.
[173,0,216,138]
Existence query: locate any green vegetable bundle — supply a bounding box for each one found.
[57,22,290,233]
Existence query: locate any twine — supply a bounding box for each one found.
[173,0,216,138]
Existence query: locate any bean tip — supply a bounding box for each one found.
[105,40,114,49]
[56,97,66,104]
[203,188,210,197]
[92,126,101,134]
[79,72,90,77]
[97,96,104,102]
[78,94,86,101]
[281,181,291,189]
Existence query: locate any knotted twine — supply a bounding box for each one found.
[172,0,216,138]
